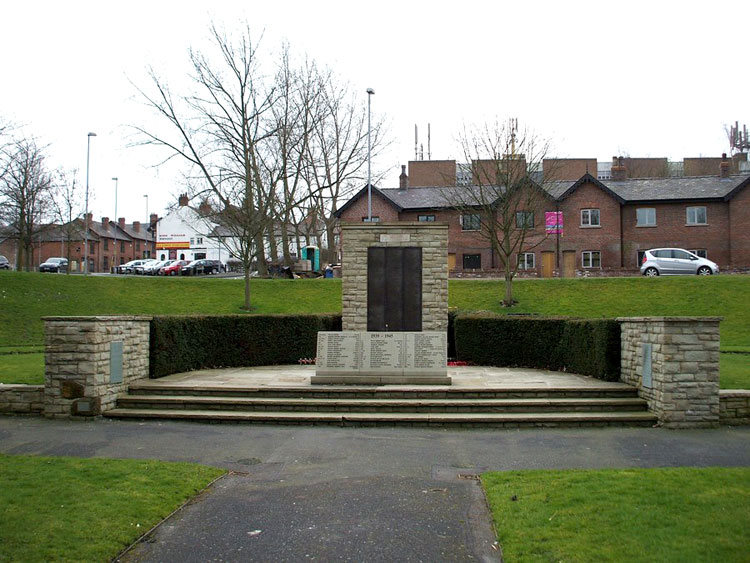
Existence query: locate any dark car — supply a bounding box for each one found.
[0,255,10,270]
[181,259,223,276]
[39,257,68,273]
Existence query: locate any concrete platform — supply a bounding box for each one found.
[132,364,634,392]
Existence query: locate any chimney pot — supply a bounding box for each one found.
[178,193,189,207]
[399,165,408,190]
[720,154,731,178]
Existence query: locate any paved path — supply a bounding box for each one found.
[2,418,749,561]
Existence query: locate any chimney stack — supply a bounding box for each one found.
[133,221,141,233]
[118,217,126,229]
[720,153,730,178]
[399,165,408,190]
[611,156,627,180]
[149,213,158,226]
[101,217,110,229]
[178,193,189,207]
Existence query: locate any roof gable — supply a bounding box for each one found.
[333,184,400,218]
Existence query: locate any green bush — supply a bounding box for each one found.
[453,314,620,380]
[150,314,342,378]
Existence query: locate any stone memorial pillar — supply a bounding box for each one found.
[313,223,450,385]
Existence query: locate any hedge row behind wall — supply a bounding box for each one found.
[454,314,621,381]
[150,314,342,378]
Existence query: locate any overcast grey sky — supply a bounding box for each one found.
[2,0,746,222]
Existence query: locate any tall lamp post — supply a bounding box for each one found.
[366,88,374,221]
[83,132,96,275]
[143,194,149,258]
[112,177,118,271]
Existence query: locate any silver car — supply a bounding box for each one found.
[640,248,719,276]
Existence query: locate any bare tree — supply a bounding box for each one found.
[305,79,388,263]
[49,169,84,272]
[133,25,295,310]
[449,119,555,306]
[0,135,55,271]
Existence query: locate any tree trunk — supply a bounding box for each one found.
[503,261,514,306]
[243,267,252,310]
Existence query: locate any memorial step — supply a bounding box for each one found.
[126,383,640,400]
[114,394,649,414]
[104,408,657,427]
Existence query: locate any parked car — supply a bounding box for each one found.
[142,260,168,275]
[134,259,159,275]
[39,257,68,273]
[162,260,190,276]
[181,259,224,276]
[640,248,719,276]
[0,255,10,270]
[156,260,175,275]
[117,259,151,274]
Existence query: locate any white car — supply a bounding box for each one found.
[640,248,719,276]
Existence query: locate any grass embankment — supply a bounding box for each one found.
[0,272,748,387]
[483,467,750,562]
[0,454,224,561]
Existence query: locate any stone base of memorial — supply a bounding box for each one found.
[312,331,450,385]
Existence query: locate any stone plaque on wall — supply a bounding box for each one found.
[313,331,449,384]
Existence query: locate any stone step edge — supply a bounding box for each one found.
[117,395,648,408]
[104,408,657,423]
[127,384,637,396]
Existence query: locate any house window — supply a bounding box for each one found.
[121,241,126,253]
[462,253,481,270]
[103,239,109,251]
[580,209,600,227]
[362,216,380,222]
[515,211,534,229]
[89,242,95,254]
[582,251,601,268]
[518,253,535,270]
[135,241,140,252]
[686,206,707,225]
[690,249,708,258]
[190,237,195,245]
[196,237,203,245]
[636,208,656,226]
[418,215,436,222]
[461,214,481,231]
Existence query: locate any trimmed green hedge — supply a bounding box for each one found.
[150,314,342,378]
[453,314,621,380]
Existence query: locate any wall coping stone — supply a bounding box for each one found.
[616,316,723,323]
[720,389,750,398]
[343,222,448,230]
[43,316,153,322]
[0,384,44,391]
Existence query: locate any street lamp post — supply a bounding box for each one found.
[143,194,149,258]
[366,88,374,221]
[83,132,96,275]
[112,177,118,272]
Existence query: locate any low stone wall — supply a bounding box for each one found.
[0,385,44,415]
[619,317,721,429]
[43,316,151,419]
[720,390,750,426]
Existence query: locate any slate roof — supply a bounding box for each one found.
[605,175,750,202]
[336,173,750,216]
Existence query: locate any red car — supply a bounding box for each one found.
[161,260,190,276]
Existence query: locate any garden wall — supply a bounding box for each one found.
[0,385,43,415]
[720,390,750,425]
[619,317,721,429]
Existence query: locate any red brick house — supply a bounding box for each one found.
[335,160,750,276]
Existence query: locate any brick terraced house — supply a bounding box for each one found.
[335,156,750,276]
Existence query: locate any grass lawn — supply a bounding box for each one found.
[720,353,750,389]
[482,467,750,562]
[0,454,224,561]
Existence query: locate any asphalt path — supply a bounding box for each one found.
[2,418,749,562]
